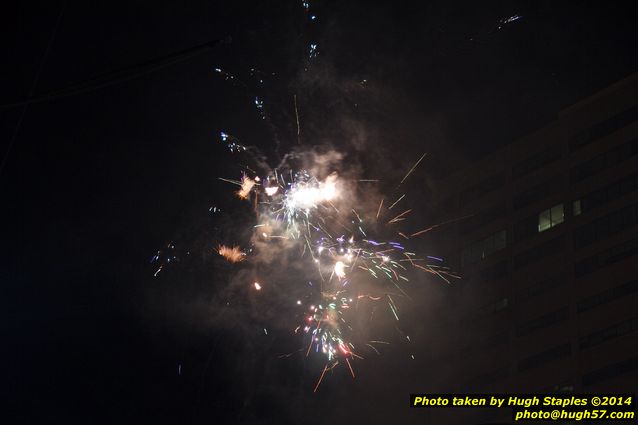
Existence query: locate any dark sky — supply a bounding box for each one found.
[3,1,638,424]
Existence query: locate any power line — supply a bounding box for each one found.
[0,34,230,177]
[0,3,67,176]
[0,37,231,110]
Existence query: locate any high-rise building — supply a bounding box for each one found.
[424,72,638,424]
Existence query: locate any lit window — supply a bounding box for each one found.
[573,199,582,216]
[539,209,552,232]
[538,203,564,232]
[551,204,564,223]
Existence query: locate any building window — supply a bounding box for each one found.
[475,259,509,282]
[577,278,638,313]
[459,173,505,205]
[579,316,638,350]
[514,214,538,241]
[512,148,561,180]
[576,172,638,215]
[518,275,564,303]
[460,202,505,233]
[460,367,509,392]
[514,181,551,210]
[518,343,571,372]
[569,103,638,151]
[542,382,575,393]
[465,297,510,323]
[582,355,638,387]
[539,203,564,232]
[573,202,638,249]
[461,229,507,266]
[571,137,638,183]
[573,200,582,216]
[514,236,564,270]
[574,236,638,277]
[460,330,509,358]
[516,307,569,337]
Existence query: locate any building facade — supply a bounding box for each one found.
[425,72,638,424]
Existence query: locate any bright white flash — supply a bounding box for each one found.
[286,174,338,211]
[265,186,279,196]
[334,261,346,279]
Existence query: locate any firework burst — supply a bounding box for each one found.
[218,245,246,263]
[153,0,460,393]
[217,154,459,391]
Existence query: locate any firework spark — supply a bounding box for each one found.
[218,245,245,263]
[237,175,256,199]
[141,0,467,398]
[214,151,459,394]
[172,2,457,393]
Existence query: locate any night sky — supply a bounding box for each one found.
[4,2,638,424]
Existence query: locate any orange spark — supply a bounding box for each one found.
[218,245,245,263]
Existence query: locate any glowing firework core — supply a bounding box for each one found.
[285,174,338,211]
[212,142,452,392]
[265,186,279,196]
[334,261,346,278]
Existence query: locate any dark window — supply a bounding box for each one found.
[579,317,638,350]
[513,181,551,210]
[460,367,509,392]
[574,236,638,277]
[573,203,638,249]
[573,199,582,216]
[582,355,638,386]
[569,104,638,151]
[513,148,561,180]
[514,236,564,270]
[475,259,509,282]
[460,173,505,205]
[577,278,638,313]
[462,230,507,267]
[460,202,506,233]
[518,275,565,303]
[516,307,569,337]
[464,298,510,324]
[578,172,638,214]
[460,330,510,358]
[518,343,571,372]
[543,383,575,394]
[571,137,638,183]
[514,214,537,242]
